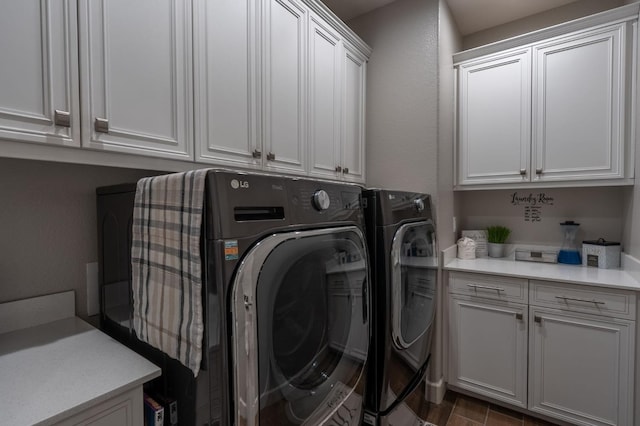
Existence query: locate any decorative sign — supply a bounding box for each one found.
[524,206,542,222]
[461,230,488,257]
[510,192,555,206]
[511,192,554,222]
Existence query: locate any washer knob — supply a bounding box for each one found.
[312,190,331,211]
[414,198,425,212]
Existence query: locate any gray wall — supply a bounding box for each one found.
[458,187,626,247]
[348,0,439,198]
[438,0,462,250]
[0,158,161,318]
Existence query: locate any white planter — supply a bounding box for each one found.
[488,243,505,258]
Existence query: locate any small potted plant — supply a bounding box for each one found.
[486,225,511,258]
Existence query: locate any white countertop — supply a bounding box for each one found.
[445,257,640,291]
[0,317,161,426]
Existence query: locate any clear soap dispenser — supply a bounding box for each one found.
[558,221,581,265]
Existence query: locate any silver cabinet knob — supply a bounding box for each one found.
[536,168,543,175]
[54,110,71,127]
[252,149,262,159]
[335,165,342,172]
[519,169,526,176]
[343,167,349,174]
[266,152,276,161]
[94,118,109,133]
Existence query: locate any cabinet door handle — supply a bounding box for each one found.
[555,295,606,305]
[266,152,276,161]
[534,315,542,324]
[343,167,349,174]
[467,284,505,292]
[515,313,523,321]
[94,117,109,133]
[335,165,342,172]
[54,110,71,127]
[535,168,543,175]
[252,149,262,159]
[519,169,526,176]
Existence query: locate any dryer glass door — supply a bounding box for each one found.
[231,226,369,426]
[391,221,437,350]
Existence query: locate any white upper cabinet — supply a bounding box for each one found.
[308,13,342,181]
[79,0,193,160]
[263,0,308,175]
[457,49,531,185]
[0,1,79,147]
[532,25,624,182]
[193,0,261,169]
[0,0,369,180]
[455,5,638,190]
[341,42,367,183]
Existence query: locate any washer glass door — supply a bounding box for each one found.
[391,221,437,351]
[232,226,369,426]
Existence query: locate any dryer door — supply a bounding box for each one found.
[391,220,437,352]
[232,226,369,426]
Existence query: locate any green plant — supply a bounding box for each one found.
[487,225,511,244]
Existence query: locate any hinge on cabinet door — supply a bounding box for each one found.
[94,117,109,133]
[54,110,71,127]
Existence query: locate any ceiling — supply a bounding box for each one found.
[321,0,582,35]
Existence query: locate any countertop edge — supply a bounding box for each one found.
[444,255,640,292]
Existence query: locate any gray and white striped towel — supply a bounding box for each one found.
[131,169,209,377]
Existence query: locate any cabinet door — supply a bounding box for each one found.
[0,1,79,147]
[263,0,307,174]
[457,49,531,185]
[448,296,527,408]
[79,0,193,160]
[193,0,261,169]
[532,24,625,182]
[529,307,634,426]
[341,42,367,184]
[308,14,342,181]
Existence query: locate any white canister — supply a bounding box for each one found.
[457,237,477,260]
[582,239,621,269]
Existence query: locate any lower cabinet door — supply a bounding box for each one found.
[448,296,527,407]
[529,307,634,426]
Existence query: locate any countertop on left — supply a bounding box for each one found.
[0,307,160,425]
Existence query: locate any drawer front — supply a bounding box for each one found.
[530,280,636,320]
[449,272,528,303]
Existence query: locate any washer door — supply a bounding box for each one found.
[232,226,369,426]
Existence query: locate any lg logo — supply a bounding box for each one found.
[230,179,250,189]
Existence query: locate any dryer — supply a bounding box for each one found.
[362,189,437,426]
[97,170,371,426]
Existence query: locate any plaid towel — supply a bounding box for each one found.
[131,169,209,376]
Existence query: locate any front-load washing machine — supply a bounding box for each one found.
[362,189,437,426]
[97,170,370,426]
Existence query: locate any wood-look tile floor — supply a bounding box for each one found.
[425,391,560,426]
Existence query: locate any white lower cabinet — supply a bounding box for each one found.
[448,272,636,426]
[449,296,527,408]
[54,386,143,426]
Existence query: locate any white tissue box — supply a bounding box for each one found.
[582,239,621,269]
